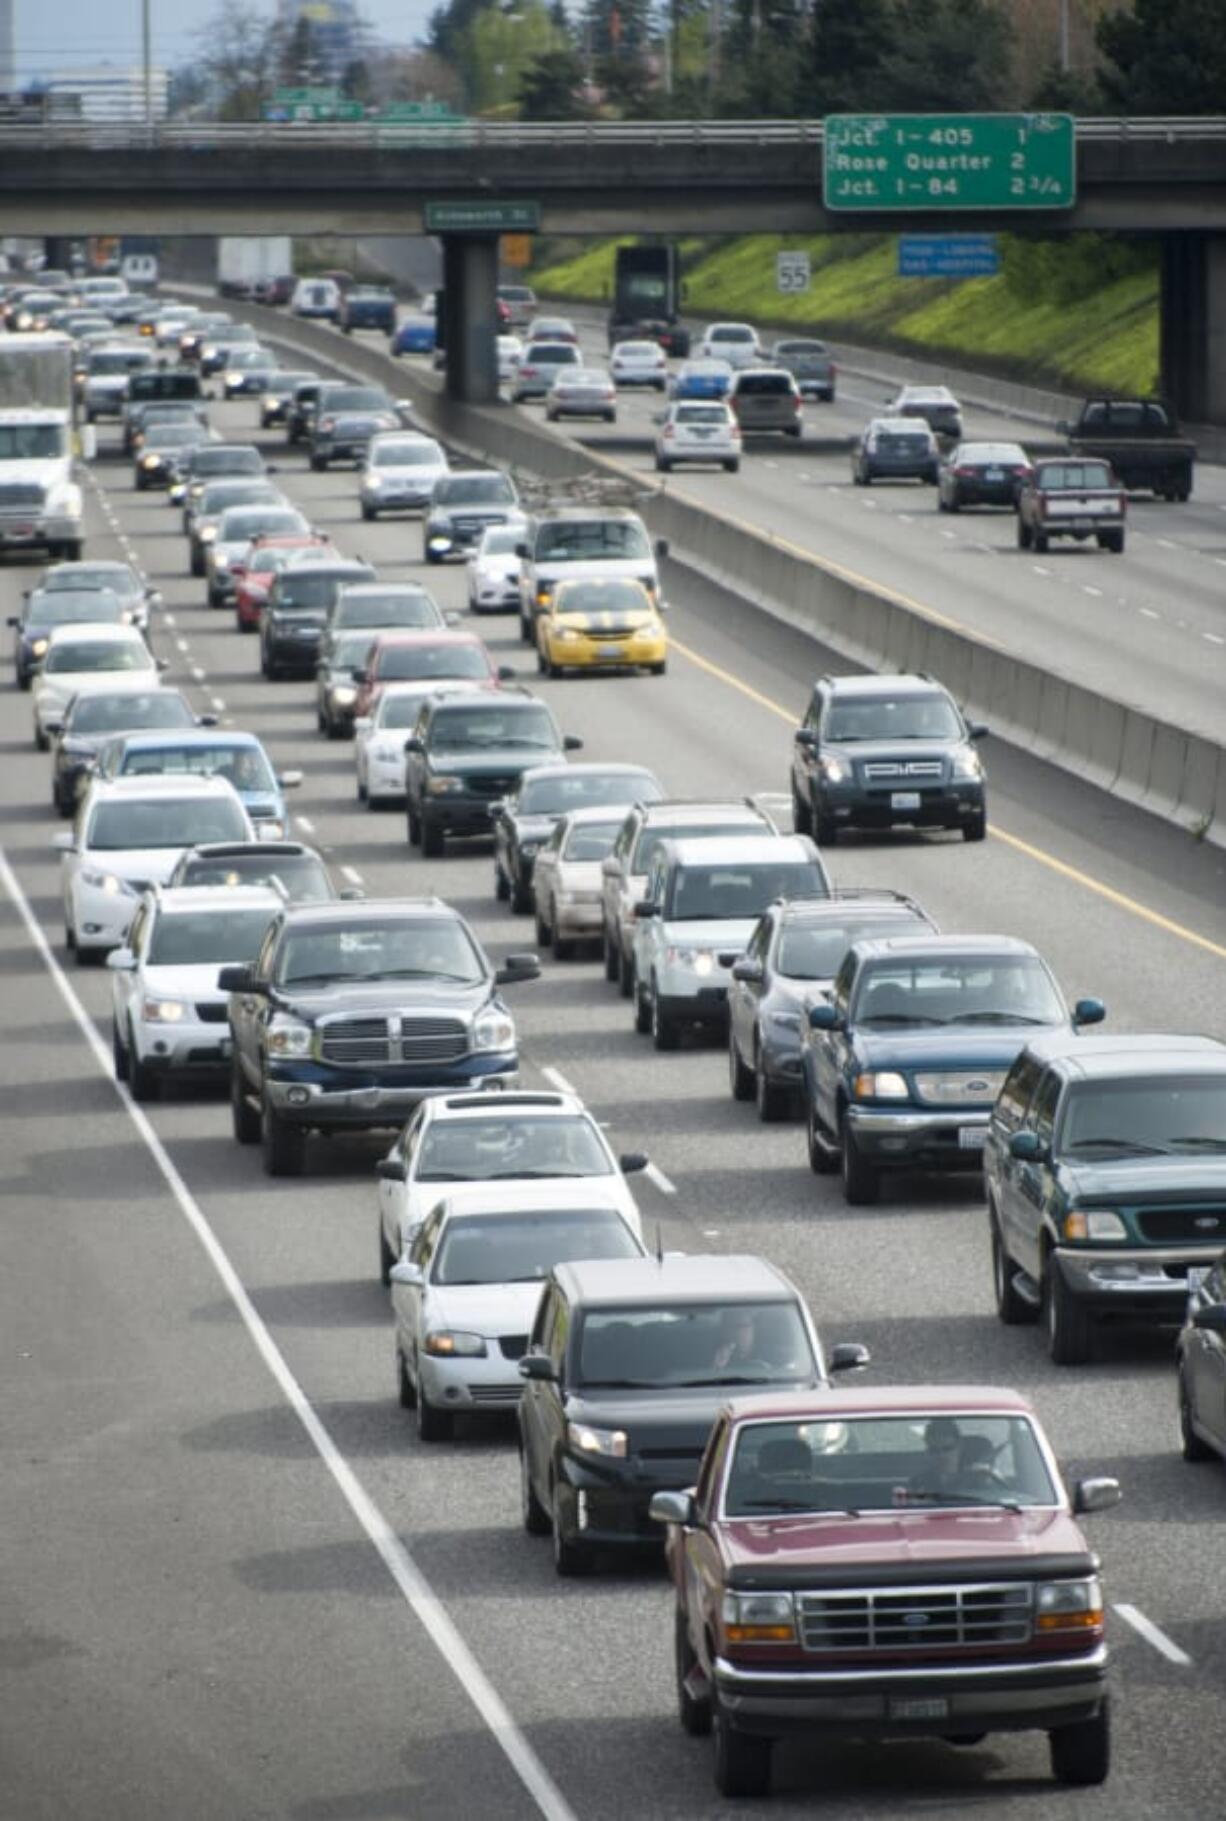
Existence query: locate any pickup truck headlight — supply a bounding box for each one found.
[665,947,716,975]
[200,525,217,543]
[567,1420,627,1459]
[1036,1577,1103,1632]
[81,869,131,896]
[142,454,160,470]
[266,1015,313,1057]
[256,819,286,842]
[951,749,983,780]
[721,1590,797,1643]
[331,685,358,707]
[424,1330,487,1358]
[142,998,186,1024]
[853,1071,909,1099]
[30,637,49,657]
[820,756,849,783]
[1063,1210,1127,1242]
[472,1007,514,1052]
[427,775,464,795]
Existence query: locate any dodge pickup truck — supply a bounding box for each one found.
[1057,398,1195,501]
[1016,458,1127,554]
[654,1385,1120,1799]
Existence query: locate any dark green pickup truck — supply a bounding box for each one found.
[1057,398,1195,501]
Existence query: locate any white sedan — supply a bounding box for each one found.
[655,401,741,473]
[31,622,163,749]
[610,340,668,390]
[467,523,526,614]
[697,321,762,369]
[497,335,524,386]
[354,680,471,807]
[376,1087,649,1280]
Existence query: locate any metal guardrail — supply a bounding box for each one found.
[0,117,1223,152]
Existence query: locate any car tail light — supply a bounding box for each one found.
[521,366,538,379]
[955,466,974,478]
[793,396,802,412]
[830,361,838,375]
[662,427,674,439]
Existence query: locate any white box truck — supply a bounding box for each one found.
[0,333,90,561]
[218,237,294,299]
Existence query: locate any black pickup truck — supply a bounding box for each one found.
[1057,399,1195,501]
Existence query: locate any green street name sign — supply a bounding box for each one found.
[823,114,1076,212]
[424,200,541,233]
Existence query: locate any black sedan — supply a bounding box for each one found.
[492,762,664,912]
[938,441,1033,511]
[50,686,206,815]
[9,586,125,689]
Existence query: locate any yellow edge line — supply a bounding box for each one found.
[669,634,1226,964]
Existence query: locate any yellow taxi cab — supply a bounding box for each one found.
[536,576,668,678]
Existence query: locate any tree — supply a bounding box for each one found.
[459,1,567,113]
[804,0,895,114]
[197,0,285,121]
[876,0,1017,111]
[517,46,593,117]
[1097,0,1226,114]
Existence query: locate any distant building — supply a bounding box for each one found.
[0,0,15,97]
[45,66,170,123]
[276,0,363,86]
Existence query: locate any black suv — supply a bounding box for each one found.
[308,384,401,470]
[517,1253,868,1575]
[424,469,520,563]
[791,672,988,845]
[985,1032,1226,1364]
[492,761,664,912]
[405,692,582,858]
[261,559,376,679]
[221,897,540,1176]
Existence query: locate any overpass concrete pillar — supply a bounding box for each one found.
[441,235,499,405]
[1161,232,1226,425]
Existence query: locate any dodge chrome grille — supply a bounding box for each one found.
[319,1014,469,1066]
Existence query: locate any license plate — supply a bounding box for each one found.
[220,1037,233,1059]
[888,1696,949,1722]
[1070,518,1091,531]
[985,468,1003,481]
[959,1126,987,1151]
[891,791,921,811]
[600,646,624,660]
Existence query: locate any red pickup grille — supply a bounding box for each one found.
[796,1583,1032,1653]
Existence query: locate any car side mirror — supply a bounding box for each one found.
[563,734,584,752]
[828,1341,870,1374]
[106,947,136,970]
[967,722,989,742]
[1055,419,1070,436]
[518,1351,556,1382]
[197,712,219,728]
[794,728,816,747]
[515,542,529,559]
[1072,1477,1121,1515]
[404,736,424,753]
[389,1260,423,1288]
[649,1489,695,1526]
[807,1001,838,1030]
[1008,1130,1046,1162]
[155,657,169,672]
[731,957,763,983]
[52,831,76,852]
[352,669,368,684]
[633,899,658,919]
[217,964,256,993]
[376,1157,407,1183]
[1192,1303,1226,1334]
[655,538,670,560]
[277,771,303,789]
[1073,997,1105,1028]
[496,665,517,681]
[618,1151,649,1174]
[495,953,541,984]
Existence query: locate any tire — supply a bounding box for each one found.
[494,862,510,903]
[231,1060,261,1144]
[356,776,368,803]
[1049,1699,1109,1787]
[1017,518,1032,550]
[406,798,422,846]
[415,1374,452,1442]
[64,541,83,562]
[519,612,534,645]
[1033,530,1049,554]
[675,1610,712,1736]
[1179,1368,1215,1461]
[379,1220,397,1288]
[551,1482,591,1576]
[421,818,444,858]
[991,1210,1035,1325]
[309,455,325,472]
[425,549,441,566]
[618,942,635,1000]
[1044,1258,1093,1365]
[552,925,574,962]
[190,549,204,577]
[755,1057,789,1122]
[841,1123,879,1205]
[396,1346,416,1409]
[262,1096,307,1178]
[633,974,652,1034]
[35,724,49,752]
[651,984,680,1052]
[791,786,813,837]
[520,1445,550,1536]
[728,1029,754,1102]
[655,457,669,473]
[602,925,619,982]
[535,902,552,947]
[535,646,547,675]
[127,1027,159,1103]
[712,1692,772,1799]
[724,460,739,473]
[807,1098,838,1175]
[112,1020,130,1083]
[963,811,988,843]
[649,661,667,676]
[1104,530,1124,554]
[815,810,838,847]
[361,505,376,522]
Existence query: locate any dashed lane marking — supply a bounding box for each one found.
[644,1162,677,1196]
[341,865,365,886]
[1113,1604,1192,1667]
[540,1065,578,1097]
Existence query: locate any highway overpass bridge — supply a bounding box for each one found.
[4,116,1224,416]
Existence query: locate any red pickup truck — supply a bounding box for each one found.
[1016,458,1127,553]
[653,1384,1120,1799]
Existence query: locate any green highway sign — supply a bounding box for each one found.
[424,200,541,233]
[823,114,1076,212]
[380,101,465,123]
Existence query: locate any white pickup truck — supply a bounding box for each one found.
[0,333,90,562]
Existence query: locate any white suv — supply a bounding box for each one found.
[630,833,830,1050]
[516,506,667,645]
[697,322,762,369]
[109,884,281,1099]
[376,1088,649,1282]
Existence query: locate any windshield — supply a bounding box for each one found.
[332,633,376,670]
[319,387,388,412]
[0,424,67,459]
[200,483,277,515]
[563,821,620,861]
[778,915,926,980]
[117,742,276,792]
[129,373,199,401]
[852,955,1065,1027]
[335,593,438,629]
[417,1114,610,1182]
[631,820,760,872]
[536,522,650,562]
[430,706,556,749]
[27,593,122,628]
[825,696,962,741]
[520,774,650,815]
[45,640,147,674]
[555,581,653,615]
[87,796,249,850]
[676,405,729,425]
[278,918,484,987]
[667,862,827,921]
[1058,1077,1226,1156]
[712,327,753,343]
[193,450,263,477]
[69,692,193,733]
[89,353,142,376]
[46,568,136,599]
[219,509,305,542]
[376,692,432,728]
[278,572,371,612]
[378,645,490,682]
[178,853,330,899]
[144,424,203,448]
[432,1210,638,1286]
[723,1414,1058,1517]
[1039,462,1114,490]
[373,442,443,468]
[577,1301,814,1389]
[435,476,515,506]
[148,907,274,966]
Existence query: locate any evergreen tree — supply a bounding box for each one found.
[1097,0,1226,114]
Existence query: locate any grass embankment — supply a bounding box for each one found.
[532,234,1159,398]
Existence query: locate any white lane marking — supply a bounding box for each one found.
[540,1064,578,1097]
[702,1228,721,1238]
[0,846,578,1821]
[1140,607,1161,620]
[190,666,206,683]
[341,865,365,886]
[940,529,956,539]
[211,696,226,713]
[1032,565,1051,577]
[296,815,315,833]
[1156,539,1176,551]
[898,514,913,525]
[1083,586,1103,598]
[644,1162,677,1196]
[1113,1604,1192,1667]
[174,637,188,653]
[1203,632,1224,646]
[163,613,176,628]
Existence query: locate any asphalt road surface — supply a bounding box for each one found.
[3,358,1225,1820]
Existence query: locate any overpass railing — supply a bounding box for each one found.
[0,116,1223,151]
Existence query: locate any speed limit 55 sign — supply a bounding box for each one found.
[776,250,811,293]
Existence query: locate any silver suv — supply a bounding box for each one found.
[728,367,803,438]
[516,506,666,645]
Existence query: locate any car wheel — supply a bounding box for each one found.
[509,870,532,915]
[127,1025,159,1103]
[712,1690,772,1799]
[991,1209,1036,1324]
[396,1346,416,1409]
[651,984,679,1052]
[309,455,325,472]
[35,724,49,752]
[231,1060,261,1144]
[112,1020,130,1083]
[963,811,988,843]
[415,1370,452,1442]
[494,861,510,903]
[841,1123,879,1205]
[1105,530,1124,554]
[1033,530,1049,554]
[406,798,422,846]
[791,787,813,837]
[361,504,376,521]
[425,548,441,565]
[815,810,838,847]
[421,818,444,858]
[534,901,552,947]
[633,972,652,1034]
[520,1445,551,1536]
[729,1028,754,1101]
[649,660,667,676]
[1179,1368,1215,1462]
[356,773,368,803]
[1017,517,1032,549]
[602,923,620,982]
[618,942,635,999]
[262,1095,307,1177]
[655,457,670,473]
[551,1482,591,1576]
[675,1610,712,1736]
[755,1054,789,1122]
[807,1099,839,1175]
[379,1221,397,1288]
[1049,1698,1109,1787]
[552,922,574,962]
[937,493,949,512]
[1044,1257,1093,1365]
